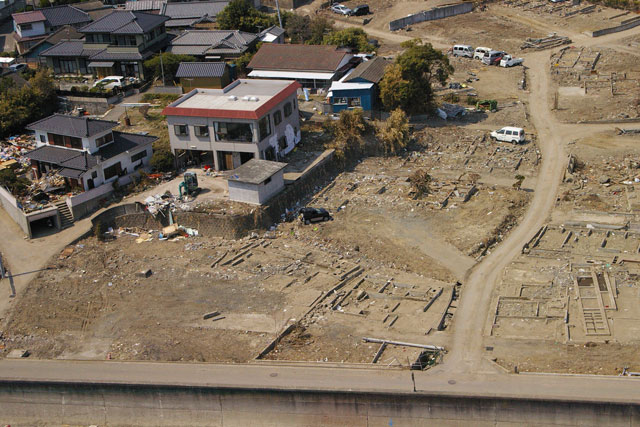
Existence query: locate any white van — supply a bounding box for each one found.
[452,44,473,58]
[490,127,525,144]
[473,47,491,60]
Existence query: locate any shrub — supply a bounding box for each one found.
[151,149,175,172]
[409,169,432,198]
[376,108,410,156]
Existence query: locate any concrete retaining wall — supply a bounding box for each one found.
[591,17,640,37]
[389,2,474,31]
[0,185,30,237]
[1,381,639,426]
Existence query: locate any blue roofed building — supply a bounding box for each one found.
[328,56,389,115]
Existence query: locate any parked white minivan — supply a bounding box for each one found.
[490,127,525,144]
[473,47,491,60]
[452,44,474,58]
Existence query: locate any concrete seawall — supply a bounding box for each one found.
[1,380,639,426]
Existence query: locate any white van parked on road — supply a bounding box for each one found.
[490,126,525,144]
[452,44,474,58]
[473,47,491,60]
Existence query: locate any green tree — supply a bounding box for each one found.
[234,42,263,77]
[0,169,29,196]
[143,53,196,83]
[323,27,374,53]
[0,69,58,138]
[379,63,411,112]
[308,16,334,44]
[151,149,175,172]
[379,39,453,113]
[217,0,276,33]
[285,14,311,43]
[377,108,410,156]
[325,109,367,160]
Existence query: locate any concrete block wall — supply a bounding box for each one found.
[0,185,31,237]
[389,2,474,31]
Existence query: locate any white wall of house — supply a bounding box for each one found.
[14,20,45,38]
[166,93,301,170]
[34,129,115,153]
[99,145,152,187]
[227,169,285,205]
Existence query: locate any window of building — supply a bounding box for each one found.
[194,125,209,137]
[264,177,271,185]
[333,97,347,105]
[284,102,293,117]
[59,59,77,74]
[103,162,122,180]
[20,23,33,31]
[174,124,188,136]
[348,97,361,107]
[131,150,147,163]
[215,122,253,142]
[258,116,271,141]
[264,146,275,161]
[278,136,287,151]
[273,110,282,126]
[39,135,46,143]
[50,133,64,146]
[68,136,82,149]
[92,171,98,179]
[96,132,113,147]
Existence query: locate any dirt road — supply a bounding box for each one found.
[445,50,568,373]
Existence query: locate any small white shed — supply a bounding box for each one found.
[227,159,287,205]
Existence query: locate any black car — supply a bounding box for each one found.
[350,4,370,15]
[299,207,332,225]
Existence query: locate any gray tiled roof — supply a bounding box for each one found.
[96,131,156,161]
[25,131,156,171]
[80,11,168,34]
[40,5,91,27]
[26,114,118,138]
[164,18,209,28]
[25,145,97,171]
[40,40,102,57]
[227,159,287,185]
[259,25,285,37]
[125,0,165,11]
[90,49,144,60]
[161,1,228,19]
[175,62,226,78]
[344,57,389,84]
[21,25,83,57]
[169,30,256,56]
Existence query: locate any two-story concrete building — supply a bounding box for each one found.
[12,5,91,54]
[40,10,169,79]
[162,79,301,170]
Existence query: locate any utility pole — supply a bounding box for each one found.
[274,0,283,28]
[0,253,5,279]
[160,53,166,86]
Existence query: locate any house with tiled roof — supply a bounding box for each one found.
[168,30,257,61]
[160,1,229,30]
[39,10,168,80]
[328,56,389,114]
[24,114,156,218]
[257,26,284,44]
[175,62,233,91]
[19,25,83,64]
[12,5,91,54]
[247,44,355,89]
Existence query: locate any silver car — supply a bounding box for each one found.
[331,4,352,15]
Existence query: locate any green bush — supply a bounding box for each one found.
[0,169,30,196]
[151,149,175,172]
